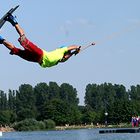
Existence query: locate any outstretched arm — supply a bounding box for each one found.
[3,40,15,50]
[67,45,80,51]
[0,35,15,50]
[59,45,81,63]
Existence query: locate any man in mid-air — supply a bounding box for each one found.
[0,14,82,68]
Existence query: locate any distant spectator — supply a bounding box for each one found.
[136,116,139,127]
[131,116,135,127]
[131,115,140,127]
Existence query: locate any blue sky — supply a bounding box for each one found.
[0,0,140,105]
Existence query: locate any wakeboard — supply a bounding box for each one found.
[0,5,19,29]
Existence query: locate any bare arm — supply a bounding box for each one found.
[67,45,80,51]
[3,40,15,50]
[59,45,81,63]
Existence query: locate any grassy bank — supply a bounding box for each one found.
[0,123,133,132]
[55,123,133,130]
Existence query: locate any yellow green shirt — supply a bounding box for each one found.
[40,47,68,68]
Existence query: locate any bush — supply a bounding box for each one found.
[13,118,46,131]
[44,119,56,129]
[0,110,16,125]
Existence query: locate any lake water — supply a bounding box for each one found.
[1,128,140,140]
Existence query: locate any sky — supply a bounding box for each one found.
[0,0,140,105]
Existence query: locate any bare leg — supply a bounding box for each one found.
[5,14,24,37]
[0,16,25,53]
[14,24,24,37]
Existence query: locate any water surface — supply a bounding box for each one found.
[1,128,140,140]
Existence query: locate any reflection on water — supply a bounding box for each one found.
[1,128,140,140]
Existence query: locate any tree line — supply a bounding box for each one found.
[0,82,140,129]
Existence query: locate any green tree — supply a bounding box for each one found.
[43,99,68,125]
[85,84,102,110]
[0,90,8,110]
[129,85,140,100]
[42,98,81,125]
[8,89,16,110]
[16,84,36,121]
[60,83,79,105]
[48,82,60,100]
[80,105,97,124]
[114,84,128,100]
[34,82,49,120]
[0,110,15,125]
[128,85,140,115]
[84,83,131,124]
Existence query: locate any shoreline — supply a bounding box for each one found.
[55,123,132,130]
[0,126,14,132]
[0,123,134,132]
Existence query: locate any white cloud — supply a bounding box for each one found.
[60,18,96,36]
